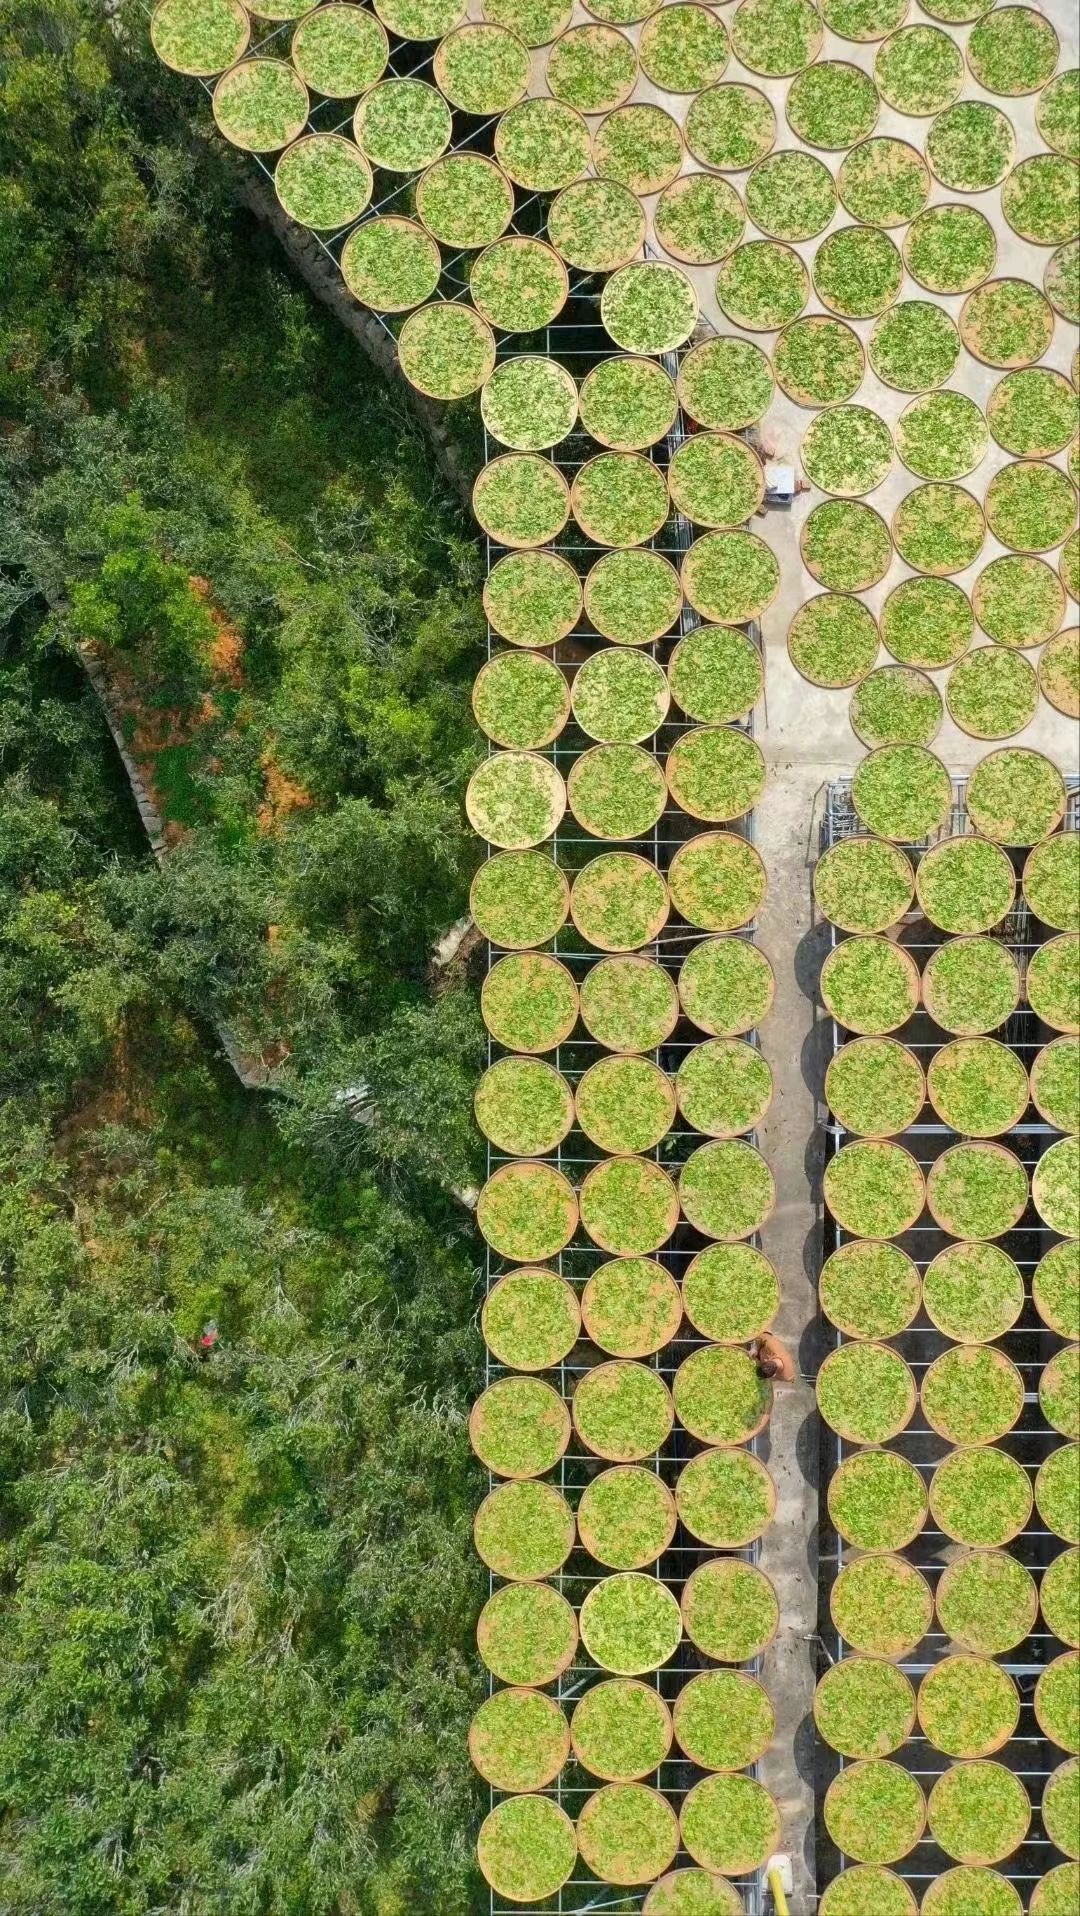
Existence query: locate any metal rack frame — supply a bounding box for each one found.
[818,776,1080,1905]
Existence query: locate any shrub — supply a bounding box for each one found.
[581,1258,682,1358]
[819,1240,921,1339]
[814,1658,915,1758]
[936,1550,1038,1657]
[576,1466,677,1570]
[579,1572,683,1674]
[922,1242,1024,1342]
[473,1477,575,1579]
[570,1679,672,1781]
[830,1554,932,1658]
[480,1266,580,1370]
[573,1360,674,1463]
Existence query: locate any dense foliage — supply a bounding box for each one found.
[0,3,486,1908]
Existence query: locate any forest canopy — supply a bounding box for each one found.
[0,3,487,1909]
